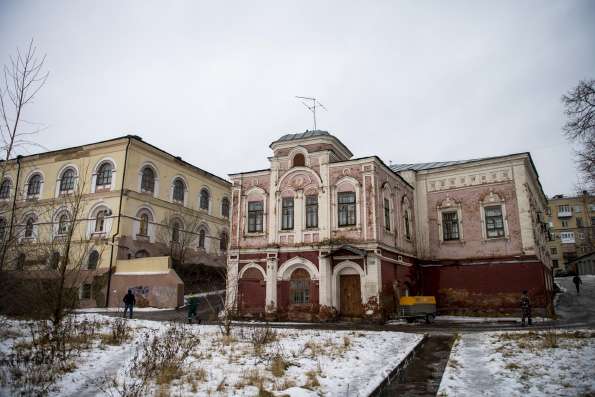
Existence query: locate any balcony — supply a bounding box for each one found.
[560,232,576,244]
[557,209,572,218]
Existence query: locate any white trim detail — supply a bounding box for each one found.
[277,256,319,281]
[331,260,366,310]
[238,262,267,279]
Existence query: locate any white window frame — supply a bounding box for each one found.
[437,197,464,243]
[479,192,509,240]
[137,162,160,197]
[91,158,117,193]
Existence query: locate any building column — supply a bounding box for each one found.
[266,256,278,312]
[226,256,239,311]
[318,254,332,306]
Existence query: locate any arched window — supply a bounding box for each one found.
[289,268,310,304]
[96,163,113,188]
[173,179,185,203]
[135,250,150,258]
[139,213,149,236]
[0,179,11,199]
[220,231,228,251]
[24,216,35,238]
[141,167,155,193]
[198,229,206,248]
[0,218,6,241]
[60,169,76,193]
[27,174,42,198]
[200,188,210,210]
[58,213,69,235]
[221,197,230,218]
[172,221,181,242]
[292,153,305,167]
[49,252,60,270]
[88,250,99,269]
[95,210,107,233]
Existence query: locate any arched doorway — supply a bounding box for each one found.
[333,262,364,317]
[238,266,266,314]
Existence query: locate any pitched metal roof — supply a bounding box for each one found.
[389,153,528,172]
[274,130,330,143]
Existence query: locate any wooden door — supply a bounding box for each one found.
[238,268,265,314]
[340,275,363,317]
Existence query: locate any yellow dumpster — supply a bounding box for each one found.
[399,296,437,323]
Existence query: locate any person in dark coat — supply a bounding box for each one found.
[123,289,136,319]
[520,290,532,326]
[573,274,583,295]
[187,296,200,324]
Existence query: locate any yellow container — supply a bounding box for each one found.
[399,296,436,306]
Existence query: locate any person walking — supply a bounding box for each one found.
[573,274,583,295]
[187,296,199,324]
[520,290,532,326]
[123,289,136,319]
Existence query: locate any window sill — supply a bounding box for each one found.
[440,239,465,245]
[95,186,112,193]
[26,196,40,201]
[482,236,509,242]
[136,234,150,241]
[245,232,265,237]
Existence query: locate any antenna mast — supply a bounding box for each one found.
[296,96,327,130]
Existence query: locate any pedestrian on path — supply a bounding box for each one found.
[187,296,200,324]
[123,289,136,319]
[573,274,582,295]
[520,290,532,326]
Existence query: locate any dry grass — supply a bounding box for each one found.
[270,355,287,377]
[304,370,320,389]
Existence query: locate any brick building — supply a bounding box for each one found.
[226,131,553,320]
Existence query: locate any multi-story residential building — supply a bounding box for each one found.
[227,131,553,321]
[547,192,595,273]
[0,135,231,308]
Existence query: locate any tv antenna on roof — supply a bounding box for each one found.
[296,96,327,131]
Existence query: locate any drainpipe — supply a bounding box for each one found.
[1,155,22,268]
[105,137,132,307]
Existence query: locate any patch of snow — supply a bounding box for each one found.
[434,315,550,323]
[75,307,173,313]
[438,329,595,396]
[185,289,225,298]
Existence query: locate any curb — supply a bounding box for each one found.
[368,333,428,396]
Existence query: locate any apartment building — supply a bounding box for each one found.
[0,135,231,308]
[547,192,595,273]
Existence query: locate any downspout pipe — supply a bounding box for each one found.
[105,136,132,307]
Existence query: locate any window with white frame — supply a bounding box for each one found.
[281,197,294,230]
[139,213,149,236]
[200,188,210,210]
[88,250,99,269]
[305,195,318,229]
[0,179,11,199]
[95,162,113,188]
[221,197,230,218]
[173,178,185,203]
[57,213,70,235]
[141,167,155,193]
[384,198,391,231]
[442,211,460,241]
[59,168,76,193]
[94,210,108,233]
[24,215,36,239]
[338,192,356,227]
[484,205,505,238]
[198,229,206,249]
[247,201,264,233]
[27,174,42,198]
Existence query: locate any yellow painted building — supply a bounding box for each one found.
[546,192,595,273]
[0,135,231,307]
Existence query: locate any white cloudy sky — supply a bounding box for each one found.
[1,1,594,196]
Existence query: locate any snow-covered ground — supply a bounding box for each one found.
[0,314,422,397]
[438,330,595,396]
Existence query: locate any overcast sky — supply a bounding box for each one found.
[1,1,594,196]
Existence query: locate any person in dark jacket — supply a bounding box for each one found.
[123,289,136,319]
[573,275,583,295]
[520,290,532,326]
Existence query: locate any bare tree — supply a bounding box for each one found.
[2,164,106,325]
[0,39,48,271]
[562,79,595,190]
